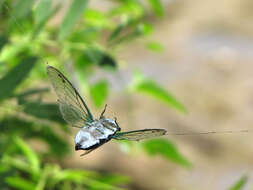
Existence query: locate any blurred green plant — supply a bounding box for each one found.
[0,0,190,189]
[119,139,191,168]
[130,71,187,113]
[142,139,191,167]
[228,175,248,190]
[1,136,130,190]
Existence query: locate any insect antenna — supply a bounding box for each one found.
[166,129,249,136]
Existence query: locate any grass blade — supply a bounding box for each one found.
[58,0,87,40]
[0,56,37,101]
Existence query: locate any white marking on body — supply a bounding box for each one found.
[74,118,118,149]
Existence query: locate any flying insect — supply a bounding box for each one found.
[47,66,167,156]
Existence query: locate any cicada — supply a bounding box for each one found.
[47,66,167,156]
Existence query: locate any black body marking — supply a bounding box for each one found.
[75,134,114,151]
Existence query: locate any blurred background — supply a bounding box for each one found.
[0,0,253,189]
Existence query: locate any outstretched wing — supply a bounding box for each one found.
[47,66,93,128]
[112,129,167,141]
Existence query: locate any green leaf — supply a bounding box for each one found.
[0,117,70,157]
[98,174,131,186]
[0,35,8,52]
[34,0,52,25]
[14,136,40,174]
[90,80,108,108]
[146,41,164,52]
[131,72,187,113]
[0,56,37,101]
[142,139,192,167]
[53,169,96,183]
[228,175,248,190]
[33,0,60,39]
[11,0,35,20]
[0,0,5,10]
[59,0,87,40]
[14,88,49,105]
[108,20,152,46]
[22,101,65,124]
[77,48,117,69]
[99,53,117,68]
[136,23,153,35]
[108,20,128,42]
[84,9,110,29]
[15,88,49,100]
[148,0,164,16]
[2,155,31,174]
[5,176,36,190]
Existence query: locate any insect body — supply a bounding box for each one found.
[75,117,120,151]
[47,66,167,156]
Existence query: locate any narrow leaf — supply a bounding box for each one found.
[108,22,127,42]
[11,0,35,20]
[5,176,36,190]
[146,41,164,52]
[132,74,186,113]
[148,0,164,16]
[77,48,117,69]
[54,169,95,183]
[98,174,131,186]
[142,139,192,167]
[228,175,248,190]
[15,88,49,99]
[2,155,31,174]
[0,56,37,101]
[14,136,40,174]
[23,101,65,124]
[33,1,60,39]
[59,0,87,40]
[0,117,70,156]
[34,0,52,25]
[90,80,108,108]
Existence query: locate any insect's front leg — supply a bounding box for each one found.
[114,117,121,131]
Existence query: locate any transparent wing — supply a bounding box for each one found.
[112,129,167,141]
[47,66,93,128]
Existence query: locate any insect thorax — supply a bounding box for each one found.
[75,117,120,150]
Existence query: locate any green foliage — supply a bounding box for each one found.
[59,0,87,40]
[0,35,8,52]
[142,139,192,167]
[33,0,59,39]
[130,71,187,113]
[146,41,164,52]
[90,80,109,108]
[1,137,129,190]
[228,175,248,190]
[23,101,65,124]
[148,0,164,16]
[76,47,117,69]
[0,56,37,101]
[0,0,192,189]
[11,0,35,21]
[14,137,40,173]
[0,117,69,156]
